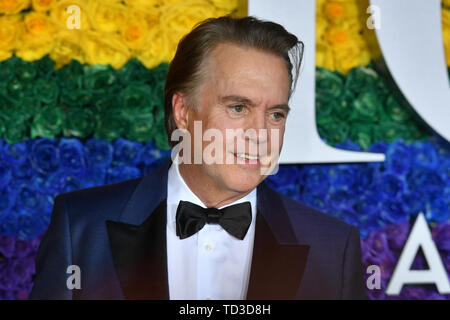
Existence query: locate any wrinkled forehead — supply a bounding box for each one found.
[201,42,291,103]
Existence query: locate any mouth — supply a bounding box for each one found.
[233,153,260,166]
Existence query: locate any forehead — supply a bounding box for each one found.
[203,42,290,102]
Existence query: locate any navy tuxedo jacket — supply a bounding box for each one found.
[30,159,367,300]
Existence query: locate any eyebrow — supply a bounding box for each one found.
[219,95,291,114]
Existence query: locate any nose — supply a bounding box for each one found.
[246,112,268,144]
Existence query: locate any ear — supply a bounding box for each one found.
[172,92,190,130]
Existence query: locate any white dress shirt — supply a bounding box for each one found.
[166,159,257,300]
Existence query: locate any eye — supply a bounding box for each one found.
[230,104,245,113]
[271,111,286,121]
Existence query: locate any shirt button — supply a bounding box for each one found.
[204,244,213,252]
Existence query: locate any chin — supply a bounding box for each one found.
[221,167,263,193]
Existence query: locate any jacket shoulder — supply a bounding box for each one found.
[58,176,143,221]
[277,190,356,240]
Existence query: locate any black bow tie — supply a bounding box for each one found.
[175,200,252,240]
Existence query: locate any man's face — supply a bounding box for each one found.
[182,42,290,195]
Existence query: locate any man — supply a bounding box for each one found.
[30,16,367,300]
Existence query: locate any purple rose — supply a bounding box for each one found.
[432,221,450,252]
[362,231,396,281]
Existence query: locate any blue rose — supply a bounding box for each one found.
[377,173,406,201]
[385,140,412,176]
[113,138,143,167]
[58,138,87,175]
[299,187,329,212]
[29,138,60,175]
[427,195,449,223]
[14,184,44,216]
[410,141,439,170]
[82,165,107,189]
[0,162,11,190]
[85,138,113,169]
[0,184,18,215]
[327,188,355,212]
[380,199,406,224]
[107,165,141,185]
[401,192,425,216]
[369,141,388,153]
[299,164,331,193]
[11,158,34,182]
[406,168,444,198]
[328,164,358,192]
[0,140,28,166]
[266,165,300,191]
[335,139,363,151]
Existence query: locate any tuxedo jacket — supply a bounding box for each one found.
[29,159,367,300]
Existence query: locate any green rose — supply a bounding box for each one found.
[63,107,95,138]
[120,84,157,119]
[316,67,345,101]
[0,108,28,144]
[31,105,65,138]
[83,64,119,97]
[60,86,92,107]
[117,58,154,85]
[16,97,41,121]
[384,95,411,123]
[35,56,55,79]
[95,109,127,141]
[33,78,60,104]
[351,91,381,122]
[345,66,380,94]
[334,89,356,121]
[56,60,84,84]
[317,117,350,145]
[13,57,38,83]
[125,113,155,142]
[349,122,374,150]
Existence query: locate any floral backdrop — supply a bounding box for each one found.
[0,0,449,300]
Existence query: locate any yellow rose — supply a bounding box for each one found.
[137,26,170,69]
[316,42,335,71]
[0,50,13,61]
[0,14,22,52]
[324,25,353,48]
[160,0,220,58]
[31,0,57,12]
[442,0,450,8]
[50,30,85,68]
[16,12,55,61]
[119,9,155,53]
[0,0,30,14]
[82,30,131,69]
[333,45,363,74]
[208,0,237,12]
[324,1,359,23]
[443,9,450,66]
[87,0,127,34]
[316,16,328,44]
[50,0,91,32]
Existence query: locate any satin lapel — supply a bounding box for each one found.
[246,182,310,300]
[105,159,172,299]
[106,199,169,299]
